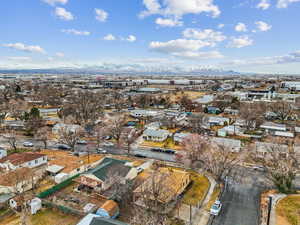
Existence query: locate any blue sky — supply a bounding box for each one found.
[1,0,300,73]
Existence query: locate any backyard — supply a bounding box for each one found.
[0,208,81,225]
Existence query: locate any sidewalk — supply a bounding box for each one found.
[192,174,217,225]
[269,194,286,225]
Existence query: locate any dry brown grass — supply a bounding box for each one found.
[182,172,210,206]
[276,195,300,225]
[0,209,81,225]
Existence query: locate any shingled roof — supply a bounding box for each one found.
[87,157,131,182]
[0,152,45,166]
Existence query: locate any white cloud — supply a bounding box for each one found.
[95,8,108,22]
[257,0,270,10]
[140,0,221,18]
[150,39,212,53]
[126,35,137,42]
[7,56,32,61]
[218,24,225,29]
[155,17,183,27]
[55,52,65,57]
[172,50,223,59]
[235,22,247,32]
[55,7,74,21]
[43,0,68,6]
[61,29,90,36]
[183,28,226,45]
[3,43,46,54]
[228,36,253,48]
[103,34,116,41]
[277,0,300,8]
[149,38,222,60]
[255,21,272,31]
[223,50,300,66]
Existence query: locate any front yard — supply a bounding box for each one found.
[141,137,183,150]
[276,195,300,225]
[0,208,81,225]
[182,172,210,206]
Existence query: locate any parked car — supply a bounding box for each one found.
[23,141,34,147]
[164,149,176,154]
[210,200,222,216]
[104,136,112,140]
[136,167,144,173]
[151,148,163,152]
[252,165,266,172]
[97,148,107,154]
[103,142,114,147]
[76,140,87,145]
[134,154,147,158]
[57,144,71,150]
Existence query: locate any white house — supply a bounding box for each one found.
[143,129,170,142]
[212,137,242,152]
[217,125,244,137]
[173,133,190,144]
[0,152,47,171]
[260,122,286,132]
[52,123,81,135]
[254,142,289,158]
[130,110,162,118]
[0,167,41,194]
[0,148,7,159]
[208,116,230,126]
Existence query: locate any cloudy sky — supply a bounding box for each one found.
[1,0,300,74]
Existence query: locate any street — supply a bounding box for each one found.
[210,167,268,225]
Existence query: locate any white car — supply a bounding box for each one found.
[210,200,222,216]
[136,167,144,173]
[97,148,107,154]
[103,142,114,147]
[23,141,34,147]
[252,165,266,172]
[77,140,87,145]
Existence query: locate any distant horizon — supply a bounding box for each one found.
[1,0,300,74]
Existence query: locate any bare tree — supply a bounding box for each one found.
[58,126,85,151]
[251,142,298,193]
[3,129,18,152]
[35,126,51,149]
[60,90,104,125]
[120,128,140,155]
[181,134,243,183]
[94,125,110,149]
[180,134,209,168]
[2,168,36,225]
[201,142,243,183]
[187,114,207,134]
[131,167,173,225]
[269,101,293,123]
[8,99,28,121]
[108,115,126,145]
[240,102,266,129]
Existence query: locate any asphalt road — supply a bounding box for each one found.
[210,167,267,225]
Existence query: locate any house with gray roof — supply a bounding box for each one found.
[143,128,170,142]
[212,137,242,152]
[77,213,128,225]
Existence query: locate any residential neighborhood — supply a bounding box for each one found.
[0,74,300,225]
